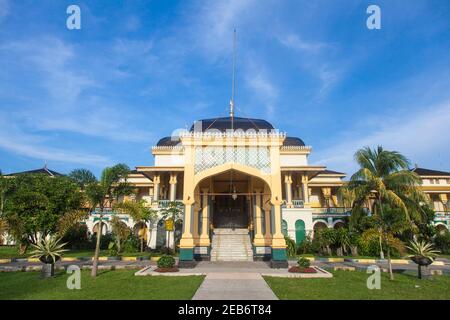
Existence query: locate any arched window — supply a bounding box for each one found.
[295,219,306,244]
[313,221,328,239]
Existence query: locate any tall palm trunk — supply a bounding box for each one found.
[91,212,103,277]
[377,196,385,260]
[386,244,394,280]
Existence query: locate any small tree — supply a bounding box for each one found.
[2,174,84,253]
[335,228,351,256]
[317,228,335,256]
[160,201,183,253]
[69,164,133,277]
[109,216,131,254]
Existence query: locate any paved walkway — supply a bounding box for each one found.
[192,272,278,300]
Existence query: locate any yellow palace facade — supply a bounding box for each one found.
[90,115,449,268]
[3,115,450,265]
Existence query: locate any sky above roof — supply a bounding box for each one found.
[0,0,449,177]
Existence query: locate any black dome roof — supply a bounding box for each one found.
[156,116,305,147]
[190,116,274,132]
[283,136,305,147]
[156,136,181,147]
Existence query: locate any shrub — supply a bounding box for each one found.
[157,254,176,268]
[434,230,450,254]
[297,235,317,255]
[297,257,310,269]
[123,234,140,253]
[61,223,89,250]
[284,235,296,257]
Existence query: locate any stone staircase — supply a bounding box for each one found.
[210,228,254,262]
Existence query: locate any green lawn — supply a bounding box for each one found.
[0,270,204,300]
[264,270,450,300]
[0,246,165,259]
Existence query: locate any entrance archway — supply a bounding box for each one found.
[195,169,272,231]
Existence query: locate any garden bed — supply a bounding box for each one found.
[289,266,317,273]
[154,267,179,273]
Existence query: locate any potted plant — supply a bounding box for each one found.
[406,238,439,279]
[288,257,317,273]
[155,254,178,272]
[30,236,68,278]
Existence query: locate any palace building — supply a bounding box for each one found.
[84,114,450,267]
[3,116,450,266]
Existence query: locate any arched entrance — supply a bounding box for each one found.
[195,169,271,232]
[313,221,328,239]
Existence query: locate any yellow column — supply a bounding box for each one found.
[179,200,194,248]
[264,209,272,243]
[200,188,210,245]
[284,174,293,207]
[269,143,286,249]
[169,173,177,201]
[192,193,200,242]
[153,175,160,202]
[440,194,448,211]
[301,175,309,205]
[263,189,272,243]
[254,189,264,245]
[271,200,285,247]
[180,143,195,250]
[321,187,331,207]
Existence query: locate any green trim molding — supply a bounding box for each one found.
[179,248,194,261]
[271,248,287,261]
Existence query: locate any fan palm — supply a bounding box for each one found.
[348,146,428,280]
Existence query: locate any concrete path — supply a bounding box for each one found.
[192,272,278,300]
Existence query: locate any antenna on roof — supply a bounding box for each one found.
[230,29,236,130]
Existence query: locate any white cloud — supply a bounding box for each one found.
[245,69,278,117]
[277,32,339,98]
[0,118,111,167]
[313,100,450,174]
[1,37,95,103]
[278,33,328,53]
[189,0,257,56]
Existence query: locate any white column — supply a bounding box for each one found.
[169,173,177,201]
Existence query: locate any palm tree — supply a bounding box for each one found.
[348,146,428,280]
[69,164,133,277]
[114,200,157,252]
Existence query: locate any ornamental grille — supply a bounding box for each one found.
[194,146,271,174]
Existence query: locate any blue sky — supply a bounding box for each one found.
[0,0,449,177]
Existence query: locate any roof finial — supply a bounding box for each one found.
[230,29,236,129]
[44,161,48,170]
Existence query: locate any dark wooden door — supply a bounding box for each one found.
[213,195,248,228]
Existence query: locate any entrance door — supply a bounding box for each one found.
[213,195,248,228]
